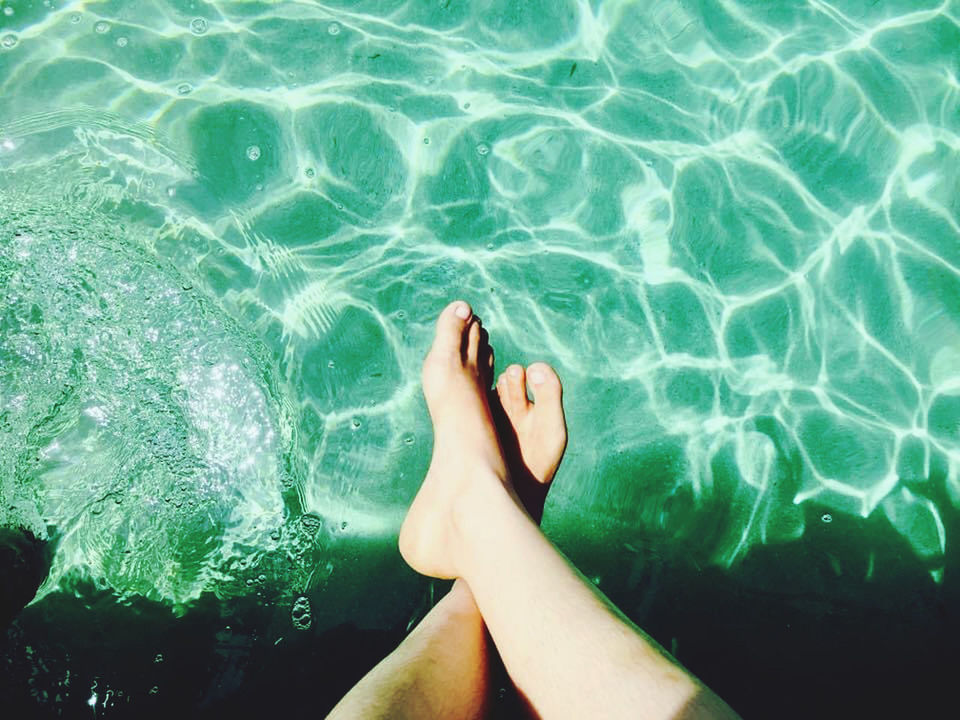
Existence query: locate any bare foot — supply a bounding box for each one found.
[399,300,516,579]
[488,361,567,523]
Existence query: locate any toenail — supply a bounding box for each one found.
[509,366,522,378]
[455,303,470,319]
[529,368,545,384]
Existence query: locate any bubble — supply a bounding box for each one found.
[166,186,177,197]
[423,137,430,145]
[154,654,163,664]
[350,417,361,429]
[402,433,414,445]
[3,7,13,16]
[176,82,192,95]
[116,36,128,47]
[327,21,341,35]
[304,168,315,178]
[475,142,490,156]
[299,513,323,535]
[190,17,207,35]
[463,102,471,110]
[246,145,261,161]
[91,502,104,516]
[269,528,281,541]
[327,359,336,368]
[94,20,110,34]
[70,12,81,23]
[0,33,19,50]
[291,596,312,631]
[340,521,348,530]
[821,513,833,524]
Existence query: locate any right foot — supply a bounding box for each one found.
[399,300,515,579]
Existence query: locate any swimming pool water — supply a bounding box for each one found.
[1,0,959,716]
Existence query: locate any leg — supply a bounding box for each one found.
[325,578,490,720]
[328,317,569,720]
[399,300,741,720]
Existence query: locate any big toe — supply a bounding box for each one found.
[430,300,473,359]
[526,362,564,425]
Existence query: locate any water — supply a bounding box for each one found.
[1,1,958,717]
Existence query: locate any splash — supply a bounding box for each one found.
[0,168,297,610]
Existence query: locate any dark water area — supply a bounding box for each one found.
[3,503,957,719]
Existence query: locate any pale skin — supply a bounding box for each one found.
[327,300,741,720]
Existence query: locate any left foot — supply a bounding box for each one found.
[488,361,567,524]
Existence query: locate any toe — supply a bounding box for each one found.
[504,364,531,412]
[526,362,563,409]
[433,300,472,359]
[465,318,482,366]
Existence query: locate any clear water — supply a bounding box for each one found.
[1,0,958,716]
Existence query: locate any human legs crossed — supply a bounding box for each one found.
[326,312,568,720]
[398,300,741,720]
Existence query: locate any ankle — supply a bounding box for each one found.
[450,472,524,573]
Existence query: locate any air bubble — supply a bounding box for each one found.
[351,417,361,429]
[116,36,128,47]
[327,359,336,368]
[154,654,163,664]
[305,168,315,178]
[246,145,261,161]
[190,18,207,35]
[327,21,341,35]
[1,33,17,49]
[475,142,490,156]
[821,513,833,524]
[166,186,177,197]
[403,433,414,445]
[291,596,312,631]
[70,12,81,23]
[463,102,471,110]
[423,137,430,145]
[94,21,110,34]
[176,82,192,95]
[340,521,348,530]
[3,7,13,16]
[91,502,104,516]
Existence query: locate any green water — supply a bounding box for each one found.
[1,0,959,716]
